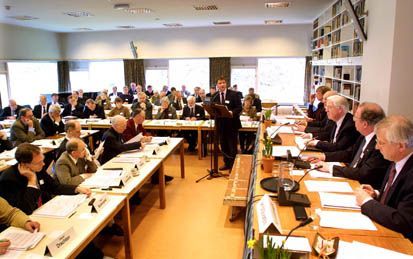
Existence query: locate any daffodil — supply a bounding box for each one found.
[247,239,257,249]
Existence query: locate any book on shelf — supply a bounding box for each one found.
[342,10,349,25]
[332,0,342,16]
[354,85,361,100]
[324,25,332,34]
[340,45,350,57]
[355,66,362,82]
[333,81,341,92]
[342,84,352,96]
[334,66,342,79]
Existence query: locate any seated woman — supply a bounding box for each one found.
[155,97,177,136]
[239,96,259,154]
[95,90,112,110]
[107,97,131,118]
[151,91,161,106]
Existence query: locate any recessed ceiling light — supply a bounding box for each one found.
[63,11,94,17]
[114,4,130,10]
[213,21,231,25]
[265,19,283,24]
[163,23,183,27]
[8,15,39,21]
[75,28,93,31]
[265,2,290,8]
[126,8,153,14]
[193,5,218,11]
[116,25,136,29]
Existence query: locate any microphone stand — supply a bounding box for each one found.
[280,216,315,250]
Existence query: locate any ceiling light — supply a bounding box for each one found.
[8,15,39,21]
[63,11,94,17]
[265,2,290,8]
[265,20,283,24]
[163,23,183,27]
[75,28,93,31]
[116,25,136,29]
[126,8,153,14]
[213,21,231,25]
[114,4,130,10]
[193,5,218,11]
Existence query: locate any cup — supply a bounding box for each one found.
[279,161,295,191]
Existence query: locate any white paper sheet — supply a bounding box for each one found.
[337,241,412,259]
[309,170,345,179]
[272,146,301,158]
[304,180,353,193]
[319,192,360,210]
[317,210,377,231]
[0,227,45,251]
[32,195,86,218]
[263,235,312,252]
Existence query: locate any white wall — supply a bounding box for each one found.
[0,23,61,60]
[61,24,312,60]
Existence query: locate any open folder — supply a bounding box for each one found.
[0,227,45,250]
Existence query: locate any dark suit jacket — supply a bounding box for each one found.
[62,103,84,118]
[40,114,65,137]
[119,93,134,104]
[122,119,147,142]
[192,94,202,103]
[33,104,50,119]
[181,105,206,120]
[155,106,177,120]
[82,105,106,119]
[109,92,120,97]
[56,138,68,159]
[131,100,153,119]
[361,155,413,241]
[315,113,360,152]
[325,135,390,189]
[307,102,326,122]
[100,127,142,164]
[170,97,187,111]
[0,105,23,120]
[305,117,335,141]
[0,165,77,215]
[212,89,242,130]
[55,151,97,185]
[0,139,13,153]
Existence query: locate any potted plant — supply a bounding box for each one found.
[248,235,291,259]
[262,136,274,174]
[263,110,272,128]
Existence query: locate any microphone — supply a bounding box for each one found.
[269,122,290,138]
[280,215,315,250]
[267,122,290,145]
[295,165,322,187]
[289,138,315,169]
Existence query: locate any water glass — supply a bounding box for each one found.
[279,161,295,191]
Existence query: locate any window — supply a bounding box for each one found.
[257,58,306,104]
[7,62,58,108]
[145,68,168,91]
[169,59,209,92]
[0,74,9,108]
[231,67,257,96]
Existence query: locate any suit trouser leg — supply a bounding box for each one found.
[221,127,238,167]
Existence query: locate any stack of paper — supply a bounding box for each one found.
[263,235,312,253]
[304,180,353,193]
[317,210,377,230]
[31,139,62,149]
[0,227,45,250]
[272,146,300,158]
[309,169,344,179]
[319,192,360,210]
[81,170,122,188]
[337,241,413,259]
[32,194,86,218]
[0,148,16,160]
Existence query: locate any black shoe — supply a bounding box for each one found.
[219,165,231,171]
[151,175,174,184]
[102,223,124,236]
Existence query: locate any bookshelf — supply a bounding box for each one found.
[311,0,366,112]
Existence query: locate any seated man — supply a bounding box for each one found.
[33,95,50,119]
[150,91,161,106]
[61,95,83,118]
[0,99,23,121]
[49,93,63,108]
[132,92,153,119]
[0,143,90,215]
[0,129,12,153]
[170,91,186,111]
[181,96,205,152]
[311,102,390,189]
[119,86,134,104]
[239,96,259,154]
[192,86,202,102]
[82,99,106,119]
[306,95,360,152]
[206,86,216,98]
[55,138,97,185]
[10,108,45,147]
[155,97,177,120]
[355,115,413,241]
[123,108,151,142]
[108,97,131,118]
[0,197,40,254]
[307,85,331,122]
[40,104,65,137]
[145,85,154,98]
[246,88,262,112]
[56,120,82,159]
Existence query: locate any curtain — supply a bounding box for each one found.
[209,57,231,87]
[123,59,146,90]
[57,61,70,93]
[304,56,312,103]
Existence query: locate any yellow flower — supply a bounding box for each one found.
[247,239,257,249]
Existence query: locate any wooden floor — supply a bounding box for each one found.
[97,150,245,259]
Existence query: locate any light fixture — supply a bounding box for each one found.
[8,15,39,20]
[63,11,94,17]
[265,2,290,8]
[163,23,183,27]
[213,21,231,25]
[193,5,218,11]
[126,8,153,14]
[75,28,93,31]
[117,25,136,29]
[265,19,283,24]
[113,4,130,10]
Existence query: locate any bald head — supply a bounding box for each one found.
[354,102,385,136]
[65,120,81,138]
[66,138,86,159]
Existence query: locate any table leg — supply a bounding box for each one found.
[159,163,166,209]
[180,141,185,178]
[122,199,133,259]
[198,128,202,160]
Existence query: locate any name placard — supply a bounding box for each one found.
[121,170,132,185]
[256,194,282,233]
[45,227,76,257]
[91,193,109,213]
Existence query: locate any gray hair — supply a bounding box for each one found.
[111,115,126,126]
[375,115,413,148]
[48,104,61,114]
[187,96,195,102]
[327,95,349,112]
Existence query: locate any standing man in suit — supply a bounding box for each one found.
[306,95,359,152]
[55,138,97,185]
[40,104,65,137]
[181,96,206,152]
[33,95,50,119]
[10,108,45,147]
[311,102,390,189]
[0,99,23,121]
[212,77,242,171]
[355,115,413,241]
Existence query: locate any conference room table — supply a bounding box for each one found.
[248,123,413,257]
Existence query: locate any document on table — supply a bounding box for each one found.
[293,104,309,119]
[309,168,345,179]
[319,192,360,210]
[337,241,412,259]
[263,235,312,252]
[31,139,62,149]
[149,137,170,144]
[304,180,353,193]
[317,210,377,230]
[0,227,45,251]
[81,170,122,188]
[32,194,87,218]
[267,125,294,136]
[272,146,301,158]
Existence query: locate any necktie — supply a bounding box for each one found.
[380,164,397,204]
[350,138,366,168]
[42,106,46,117]
[190,107,194,117]
[221,92,225,104]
